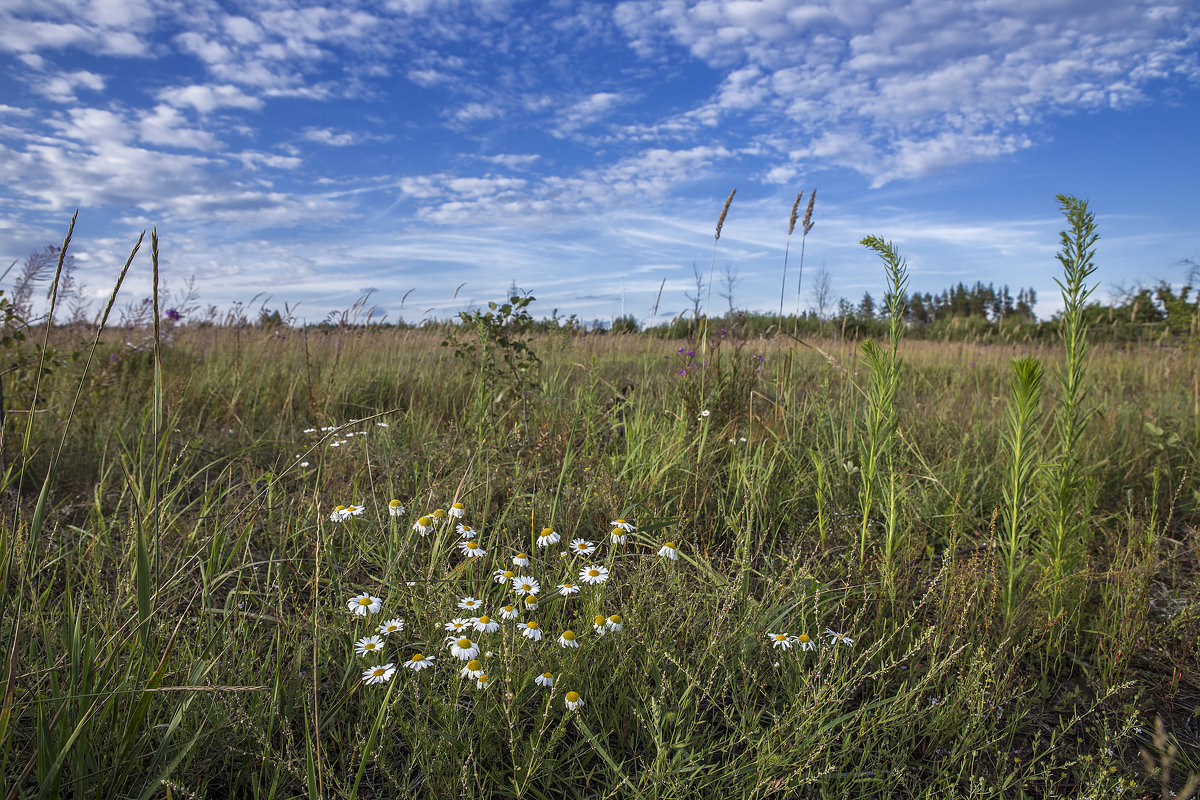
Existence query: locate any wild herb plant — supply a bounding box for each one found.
[1043,194,1099,606]
[856,235,910,568]
[1000,355,1044,618]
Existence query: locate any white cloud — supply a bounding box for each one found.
[158,84,263,113]
[32,70,106,102]
[138,104,220,150]
[301,127,359,146]
[453,102,503,123]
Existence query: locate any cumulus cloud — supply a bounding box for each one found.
[158,83,264,113]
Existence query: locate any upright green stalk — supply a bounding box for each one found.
[1000,355,1043,618]
[1043,194,1098,595]
[856,236,909,566]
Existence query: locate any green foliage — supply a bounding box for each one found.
[1000,355,1044,618]
[441,293,542,395]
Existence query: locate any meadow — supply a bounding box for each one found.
[2,211,1199,798]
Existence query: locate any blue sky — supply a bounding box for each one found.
[1,0,1197,326]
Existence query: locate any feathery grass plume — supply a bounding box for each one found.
[1042,194,1098,611]
[999,355,1044,619]
[856,235,908,569]
[701,188,735,356]
[779,192,803,325]
[794,189,816,331]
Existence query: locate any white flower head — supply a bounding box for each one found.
[377,618,405,636]
[767,632,794,650]
[449,502,466,518]
[457,523,476,539]
[355,635,385,657]
[388,499,405,517]
[796,633,816,651]
[535,671,555,688]
[825,629,855,647]
[606,614,623,632]
[579,565,609,585]
[348,593,383,616]
[610,519,635,532]
[610,530,627,545]
[564,691,583,711]
[657,542,678,560]
[523,595,539,611]
[499,604,519,620]
[346,505,365,517]
[458,540,486,558]
[457,596,483,611]
[700,409,710,418]
[557,629,579,648]
[413,516,432,535]
[520,621,543,641]
[473,614,500,633]
[449,636,480,661]
[461,659,485,679]
[557,582,580,596]
[475,673,491,689]
[511,576,540,597]
[404,653,433,672]
[536,528,560,548]
[569,538,596,556]
[512,553,529,567]
[493,568,516,584]
[330,505,351,523]
[444,617,472,633]
[593,614,608,634]
[362,663,396,685]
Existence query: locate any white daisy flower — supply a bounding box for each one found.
[403,653,433,672]
[362,663,396,685]
[299,461,309,467]
[493,569,516,584]
[610,519,635,532]
[523,595,539,611]
[457,524,476,539]
[303,428,316,433]
[767,632,795,650]
[610,529,627,545]
[564,691,583,711]
[593,614,608,634]
[346,505,365,517]
[796,633,816,651]
[499,604,519,620]
[449,502,466,518]
[700,409,710,418]
[569,538,597,556]
[413,516,432,535]
[457,597,482,611]
[511,576,540,597]
[579,565,609,585]
[512,553,529,567]
[520,621,543,641]
[557,582,580,596]
[444,617,473,633]
[449,636,480,660]
[460,659,485,679]
[376,422,389,427]
[825,629,855,647]
[458,540,486,558]
[536,528,560,548]
[557,630,579,648]
[377,618,405,636]
[474,673,491,689]
[355,635,385,657]
[387,500,405,517]
[330,505,351,523]
[606,614,623,632]
[473,615,500,633]
[535,671,555,688]
[657,542,678,560]
[348,593,383,616]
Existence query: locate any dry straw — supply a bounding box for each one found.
[702,189,736,354]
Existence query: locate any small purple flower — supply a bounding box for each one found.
[678,368,687,376]
[164,308,182,322]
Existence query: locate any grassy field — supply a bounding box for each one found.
[1,306,1198,798]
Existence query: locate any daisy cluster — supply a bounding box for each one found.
[766,628,855,652]
[339,506,655,713]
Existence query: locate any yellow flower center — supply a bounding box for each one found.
[542,672,552,679]
[576,543,586,550]
[615,519,626,525]
[775,634,786,641]
[466,542,478,549]
[566,691,579,703]
[798,634,810,643]
[609,615,621,624]
[516,554,526,560]
[503,605,514,613]
[541,528,553,536]
[466,660,481,671]
[389,499,401,507]
[364,642,376,649]
[562,630,576,641]
[372,667,386,676]
[457,638,471,648]
[417,516,431,526]
[594,615,606,626]
[526,621,539,630]
[357,598,372,606]
[336,505,347,511]
[452,503,464,510]
[588,569,599,577]
[525,595,537,604]
[503,571,514,578]
[411,653,424,662]
[664,541,675,548]
[433,508,446,518]
[478,616,491,624]
[477,674,487,682]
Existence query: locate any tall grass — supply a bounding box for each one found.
[1,208,1197,797]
